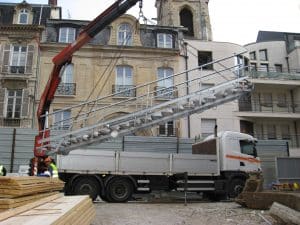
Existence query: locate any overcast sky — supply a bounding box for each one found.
[2,0,300,45]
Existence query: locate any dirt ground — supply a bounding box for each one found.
[91,201,276,225]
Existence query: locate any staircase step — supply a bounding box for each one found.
[161,109,174,116]
[151,112,163,120]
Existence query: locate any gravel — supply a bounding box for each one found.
[91,201,277,225]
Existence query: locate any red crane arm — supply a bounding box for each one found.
[34,0,140,157]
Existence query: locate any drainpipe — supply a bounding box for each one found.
[184,42,191,138]
[285,56,290,73]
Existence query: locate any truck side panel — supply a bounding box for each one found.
[172,154,219,175]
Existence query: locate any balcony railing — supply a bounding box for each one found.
[157,127,178,137]
[239,99,300,113]
[112,85,136,97]
[56,83,76,96]
[154,86,177,99]
[250,67,300,80]
[253,133,299,148]
[10,66,25,74]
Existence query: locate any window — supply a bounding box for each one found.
[118,23,132,46]
[277,93,287,108]
[159,121,175,136]
[180,8,194,37]
[259,49,268,61]
[5,90,23,119]
[281,125,290,140]
[53,110,71,130]
[198,51,213,70]
[201,119,216,138]
[249,51,256,60]
[157,33,173,48]
[261,93,272,107]
[275,64,283,72]
[2,44,34,74]
[19,9,28,24]
[156,68,174,98]
[240,140,256,157]
[260,63,269,72]
[10,45,27,74]
[267,124,276,139]
[59,27,76,43]
[57,64,76,95]
[250,63,257,71]
[114,66,134,97]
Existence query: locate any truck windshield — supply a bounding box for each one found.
[240,140,256,157]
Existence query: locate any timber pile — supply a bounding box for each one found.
[0,177,95,225]
[0,177,64,198]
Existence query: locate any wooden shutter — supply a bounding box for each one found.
[0,88,6,117]
[25,45,34,74]
[21,89,29,118]
[2,44,10,73]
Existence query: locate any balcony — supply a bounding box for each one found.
[154,86,177,99]
[249,67,300,81]
[0,118,32,128]
[112,85,136,97]
[56,83,76,96]
[239,99,300,114]
[10,66,25,74]
[254,133,299,148]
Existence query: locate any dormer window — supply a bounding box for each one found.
[118,23,133,46]
[19,8,29,24]
[59,27,76,43]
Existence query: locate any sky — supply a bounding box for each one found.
[2,0,300,45]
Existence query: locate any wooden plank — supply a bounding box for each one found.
[0,193,62,221]
[0,195,95,225]
[0,192,59,209]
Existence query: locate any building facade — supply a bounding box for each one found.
[241,31,300,155]
[0,0,61,128]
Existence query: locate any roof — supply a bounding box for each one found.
[256,30,300,43]
[0,1,61,26]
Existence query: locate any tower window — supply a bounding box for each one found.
[180,8,194,37]
[198,51,213,70]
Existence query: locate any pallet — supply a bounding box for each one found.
[0,177,64,198]
[0,195,95,225]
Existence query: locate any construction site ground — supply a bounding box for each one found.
[91,193,278,225]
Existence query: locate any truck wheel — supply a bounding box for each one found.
[106,178,133,203]
[73,177,100,201]
[228,178,245,198]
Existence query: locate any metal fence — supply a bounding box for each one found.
[276,157,300,184]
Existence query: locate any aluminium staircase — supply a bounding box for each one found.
[37,53,253,155]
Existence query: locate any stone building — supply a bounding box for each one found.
[0,0,61,128]
[39,9,182,136]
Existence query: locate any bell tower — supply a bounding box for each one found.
[155,0,212,41]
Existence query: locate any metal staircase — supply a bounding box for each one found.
[37,53,253,154]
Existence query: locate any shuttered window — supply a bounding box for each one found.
[1,44,34,74]
[201,119,216,138]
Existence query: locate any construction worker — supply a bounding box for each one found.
[0,165,7,176]
[44,156,59,178]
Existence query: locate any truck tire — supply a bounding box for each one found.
[228,178,245,198]
[73,177,100,201]
[106,177,133,203]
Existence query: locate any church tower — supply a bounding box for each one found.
[155,0,212,41]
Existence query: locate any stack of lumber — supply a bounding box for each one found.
[0,177,95,225]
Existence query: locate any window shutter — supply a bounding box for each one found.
[25,45,34,73]
[21,89,29,118]
[0,88,6,117]
[2,44,10,73]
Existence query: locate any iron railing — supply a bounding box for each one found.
[250,67,300,80]
[154,86,177,99]
[56,83,76,96]
[157,127,178,137]
[112,85,136,97]
[239,99,300,113]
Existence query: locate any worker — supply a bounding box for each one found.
[0,165,7,176]
[44,156,59,178]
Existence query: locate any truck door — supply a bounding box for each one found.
[237,140,260,171]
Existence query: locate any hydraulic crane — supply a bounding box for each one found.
[32,0,141,174]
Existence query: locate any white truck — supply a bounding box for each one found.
[56,131,261,202]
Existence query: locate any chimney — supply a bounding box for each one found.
[48,0,57,6]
